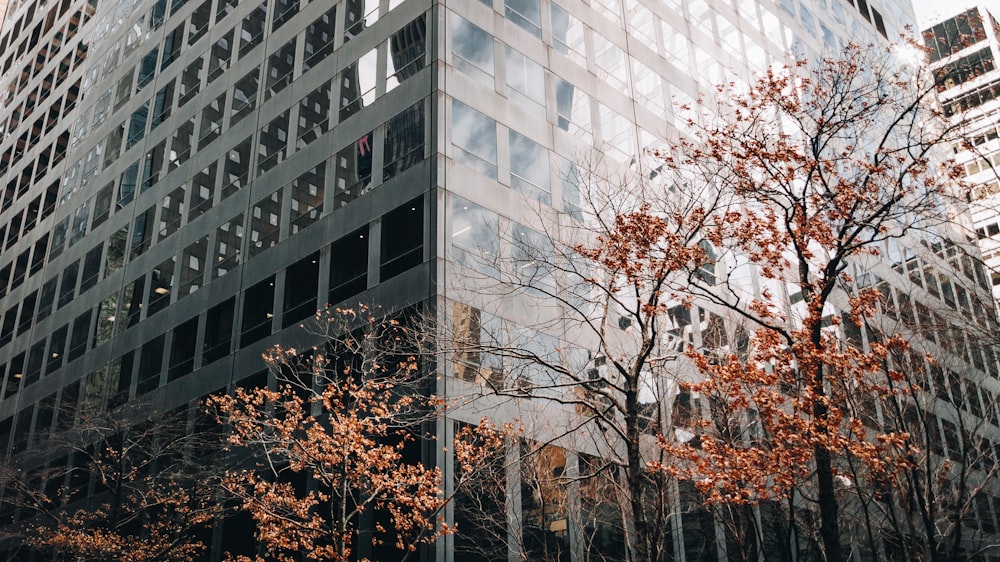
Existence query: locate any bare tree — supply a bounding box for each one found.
[0,401,224,562]
[209,306,505,562]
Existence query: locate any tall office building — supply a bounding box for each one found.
[925,6,1000,302]
[0,0,997,558]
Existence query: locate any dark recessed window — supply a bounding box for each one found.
[168,317,199,381]
[240,276,275,347]
[203,297,235,364]
[283,252,319,328]
[380,198,423,281]
[329,227,368,304]
[137,335,166,395]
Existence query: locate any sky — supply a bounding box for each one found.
[910,0,1000,27]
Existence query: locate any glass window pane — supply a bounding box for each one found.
[509,130,550,204]
[452,100,497,178]
[297,80,331,148]
[505,0,541,37]
[383,101,425,181]
[452,15,494,87]
[290,164,325,234]
[386,16,427,92]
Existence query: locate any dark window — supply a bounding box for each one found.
[68,310,92,361]
[131,206,155,259]
[49,217,68,260]
[160,26,183,70]
[2,305,20,348]
[148,258,175,316]
[168,317,199,381]
[92,183,113,227]
[79,244,103,293]
[36,277,56,322]
[108,350,136,409]
[272,0,298,31]
[4,353,23,399]
[203,297,235,364]
[123,275,146,328]
[151,80,175,128]
[23,340,44,387]
[30,235,48,276]
[137,47,160,89]
[137,335,165,395]
[380,198,423,280]
[57,260,79,309]
[47,324,67,374]
[241,276,274,347]
[17,291,36,335]
[329,227,368,303]
[283,252,319,328]
[0,264,9,299]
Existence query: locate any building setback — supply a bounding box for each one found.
[0,0,998,558]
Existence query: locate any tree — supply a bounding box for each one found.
[0,402,223,562]
[440,41,993,561]
[210,306,505,562]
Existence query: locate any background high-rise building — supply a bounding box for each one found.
[925,6,1000,300]
[0,0,997,558]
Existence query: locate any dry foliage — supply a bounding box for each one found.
[210,306,506,562]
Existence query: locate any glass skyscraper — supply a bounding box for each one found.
[0,0,997,558]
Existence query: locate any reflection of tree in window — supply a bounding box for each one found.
[521,443,570,559]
